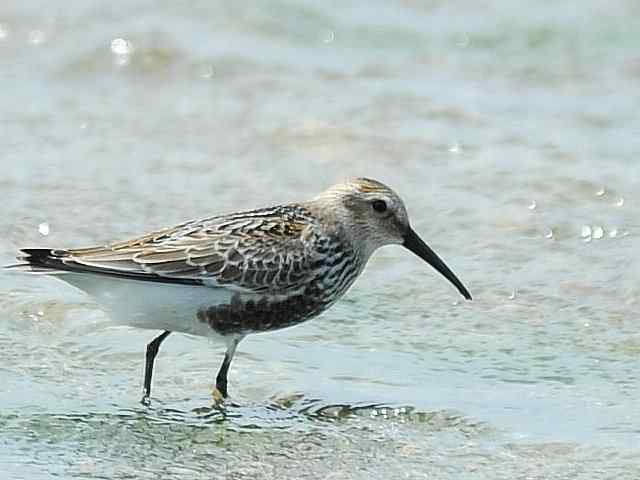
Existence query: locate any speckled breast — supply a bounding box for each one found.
[196,284,332,336]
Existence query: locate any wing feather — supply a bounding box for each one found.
[23,205,321,293]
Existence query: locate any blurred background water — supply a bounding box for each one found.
[1,1,639,478]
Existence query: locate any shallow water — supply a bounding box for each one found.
[1,1,639,478]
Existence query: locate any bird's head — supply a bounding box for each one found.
[312,177,471,300]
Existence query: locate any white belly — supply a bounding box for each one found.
[55,273,234,338]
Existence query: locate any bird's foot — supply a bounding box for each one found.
[140,389,152,406]
[211,387,225,405]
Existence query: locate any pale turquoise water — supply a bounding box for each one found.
[1,1,639,478]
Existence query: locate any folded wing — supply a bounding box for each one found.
[17,206,320,294]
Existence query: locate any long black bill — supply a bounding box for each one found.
[403,227,472,300]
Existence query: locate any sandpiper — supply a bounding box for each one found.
[10,178,471,404]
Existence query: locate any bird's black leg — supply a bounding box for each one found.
[141,330,171,405]
[215,337,240,400]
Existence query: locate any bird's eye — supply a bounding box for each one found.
[371,199,388,213]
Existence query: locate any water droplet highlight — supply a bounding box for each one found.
[199,64,214,79]
[321,29,335,44]
[111,38,132,55]
[592,226,604,239]
[528,200,537,210]
[448,142,460,154]
[595,187,606,197]
[28,30,45,45]
[456,33,470,48]
[544,228,553,239]
[0,24,9,40]
[28,310,45,321]
[508,290,517,300]
[615,197,624,207]
[111,38,132,66]
[580,225,592,242]
[38,222,50,236]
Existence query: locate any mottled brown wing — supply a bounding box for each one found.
[45,206,321,293]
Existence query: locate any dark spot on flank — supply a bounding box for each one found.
[254,270,266,284]
[278,268,289,283]
[227,248,243,263]
[220,265,242,282]
[243,269,256,284]
[264,270,277,284]
[291,261,302,275]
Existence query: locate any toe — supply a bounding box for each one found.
[211,387,225,404]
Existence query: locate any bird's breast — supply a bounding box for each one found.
[196,244,364,336]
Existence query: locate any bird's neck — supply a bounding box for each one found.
[300,199,376,265]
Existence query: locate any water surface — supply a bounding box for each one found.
[1,1,639,478]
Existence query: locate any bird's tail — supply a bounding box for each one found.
[5,249,70,274]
